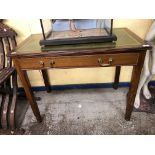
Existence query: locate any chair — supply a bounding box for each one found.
[0,21,18,130]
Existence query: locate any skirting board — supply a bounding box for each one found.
[18,81,155,92]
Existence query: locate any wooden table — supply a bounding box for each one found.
[9,28,151,122]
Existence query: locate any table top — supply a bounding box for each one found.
[10,28,151,57]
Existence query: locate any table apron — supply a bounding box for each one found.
[14,52,140,70]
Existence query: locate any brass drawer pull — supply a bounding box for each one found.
[98,57,113,67]
[39,61,44,67]
[50,60,55,67]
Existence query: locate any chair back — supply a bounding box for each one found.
[0,22,17,70]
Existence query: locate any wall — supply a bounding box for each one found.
[4,19,153,87]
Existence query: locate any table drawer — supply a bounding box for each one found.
[18,53,139,70]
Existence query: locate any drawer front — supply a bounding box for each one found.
[18,53,139,70]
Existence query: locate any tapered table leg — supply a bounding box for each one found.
[125,52,146,121]
[14,60,42,122]
[113,66,121,89]
[41,70,51,92]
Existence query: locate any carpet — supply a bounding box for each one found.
[21,88,155,135]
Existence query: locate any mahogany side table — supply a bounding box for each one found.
[9,28,151,122]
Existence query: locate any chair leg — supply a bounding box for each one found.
[1,94,10,129]
[1,80,11,129]
[8,71,17,130]
[0,93,5,129]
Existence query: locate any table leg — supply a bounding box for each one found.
[13,60,42,122]
[41,70,51,92]
[125,52,146,121]
[113,66,121,89]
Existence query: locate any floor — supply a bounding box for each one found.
[20,87,155,135]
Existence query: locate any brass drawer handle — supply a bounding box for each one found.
[98,57,113,67]
[50,60,55,67]
[39,61,44,67]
